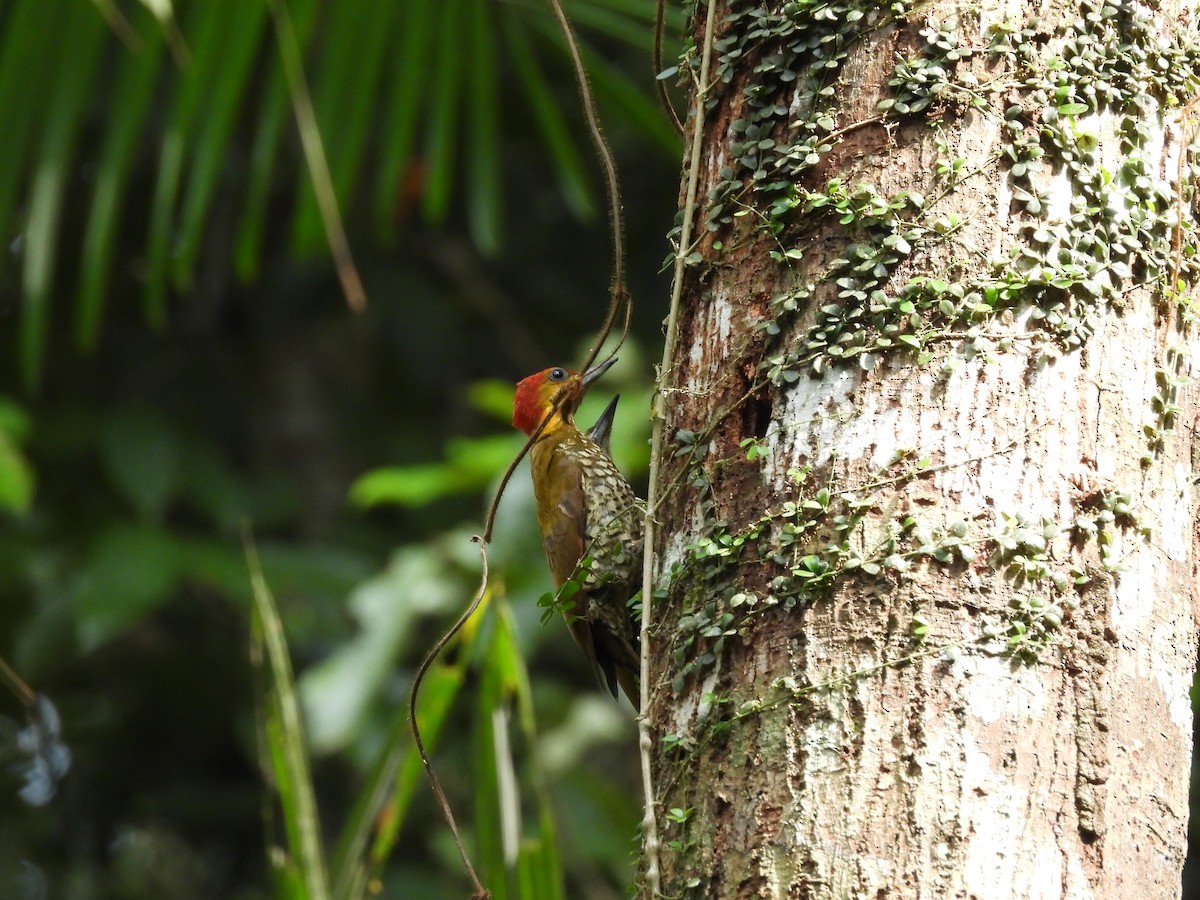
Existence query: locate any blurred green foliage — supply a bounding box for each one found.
[0,398,34,514]
[0,0,681,390]
[0,0,679,897]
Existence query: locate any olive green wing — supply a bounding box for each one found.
[536,448,615,696]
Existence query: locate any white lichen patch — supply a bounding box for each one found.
[1111,548,1155,633]
[1062,854,1098,900]
[1013,838,1072,900]
[1160,462,1194,562]
[709,287,734,348]
[934,347,1085,522]
[658,528,691,579]
[954,654,1048,724]
[976,0,1030,39]
[1152,621,1194,732]
[665,664,724,738]
[687,289,735,392]
[801,712,846,775]
[1041,164,1075,223]
[850,855,897,897]
[960,734,1028,896]
[770,367,857,476]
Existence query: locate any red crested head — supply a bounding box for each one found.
[512,358,617,436]
[513,366,577,435]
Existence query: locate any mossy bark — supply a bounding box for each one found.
[646,0,1200,897]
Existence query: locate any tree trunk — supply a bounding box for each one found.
[647,1,1200,897]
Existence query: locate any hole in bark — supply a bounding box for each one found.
[746,394,772,440]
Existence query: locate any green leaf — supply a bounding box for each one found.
[142,129,186,331]
[77,5,168,352]
[291,1,394,254]
[235,0,321,279]
[422,0,467,223]
[560,0,658,49]
[574,35,682,157]
[246,535,331,900]
[0,397,31,439]
[359,592,485,891]
[142,0,231,328]
[372,0,437,233]
[506,15,594,219]
[468,379,521,421]
[136,0,186,61]
[349,434,522,508]
[349,463,463,509]
[0,429,35,515]
[173,536,254,601]
[0,0,58,252]
[172,0,269,289]
[99,408,184,522]
[520,827,566,894]
[73,524,183,649]
[444,434,528,480]
[21,1,107,390]
[331,662,467,900]
[501,601,564,896]
[466,0,503,253]
[323,4,395,209]
[299,547,462,753]
[475,616,514,898]
[0,396,34,515]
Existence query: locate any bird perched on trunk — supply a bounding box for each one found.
[512,359,643,705]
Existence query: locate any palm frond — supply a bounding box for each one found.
[0,0,681,387]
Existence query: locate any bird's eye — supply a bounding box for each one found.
[548,368,567,382]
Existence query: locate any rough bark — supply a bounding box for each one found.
[646,1,1200,897]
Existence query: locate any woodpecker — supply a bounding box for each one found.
[512,359,643,704]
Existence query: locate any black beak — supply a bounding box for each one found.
[581,356,617,390]
[586,395,620,453]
